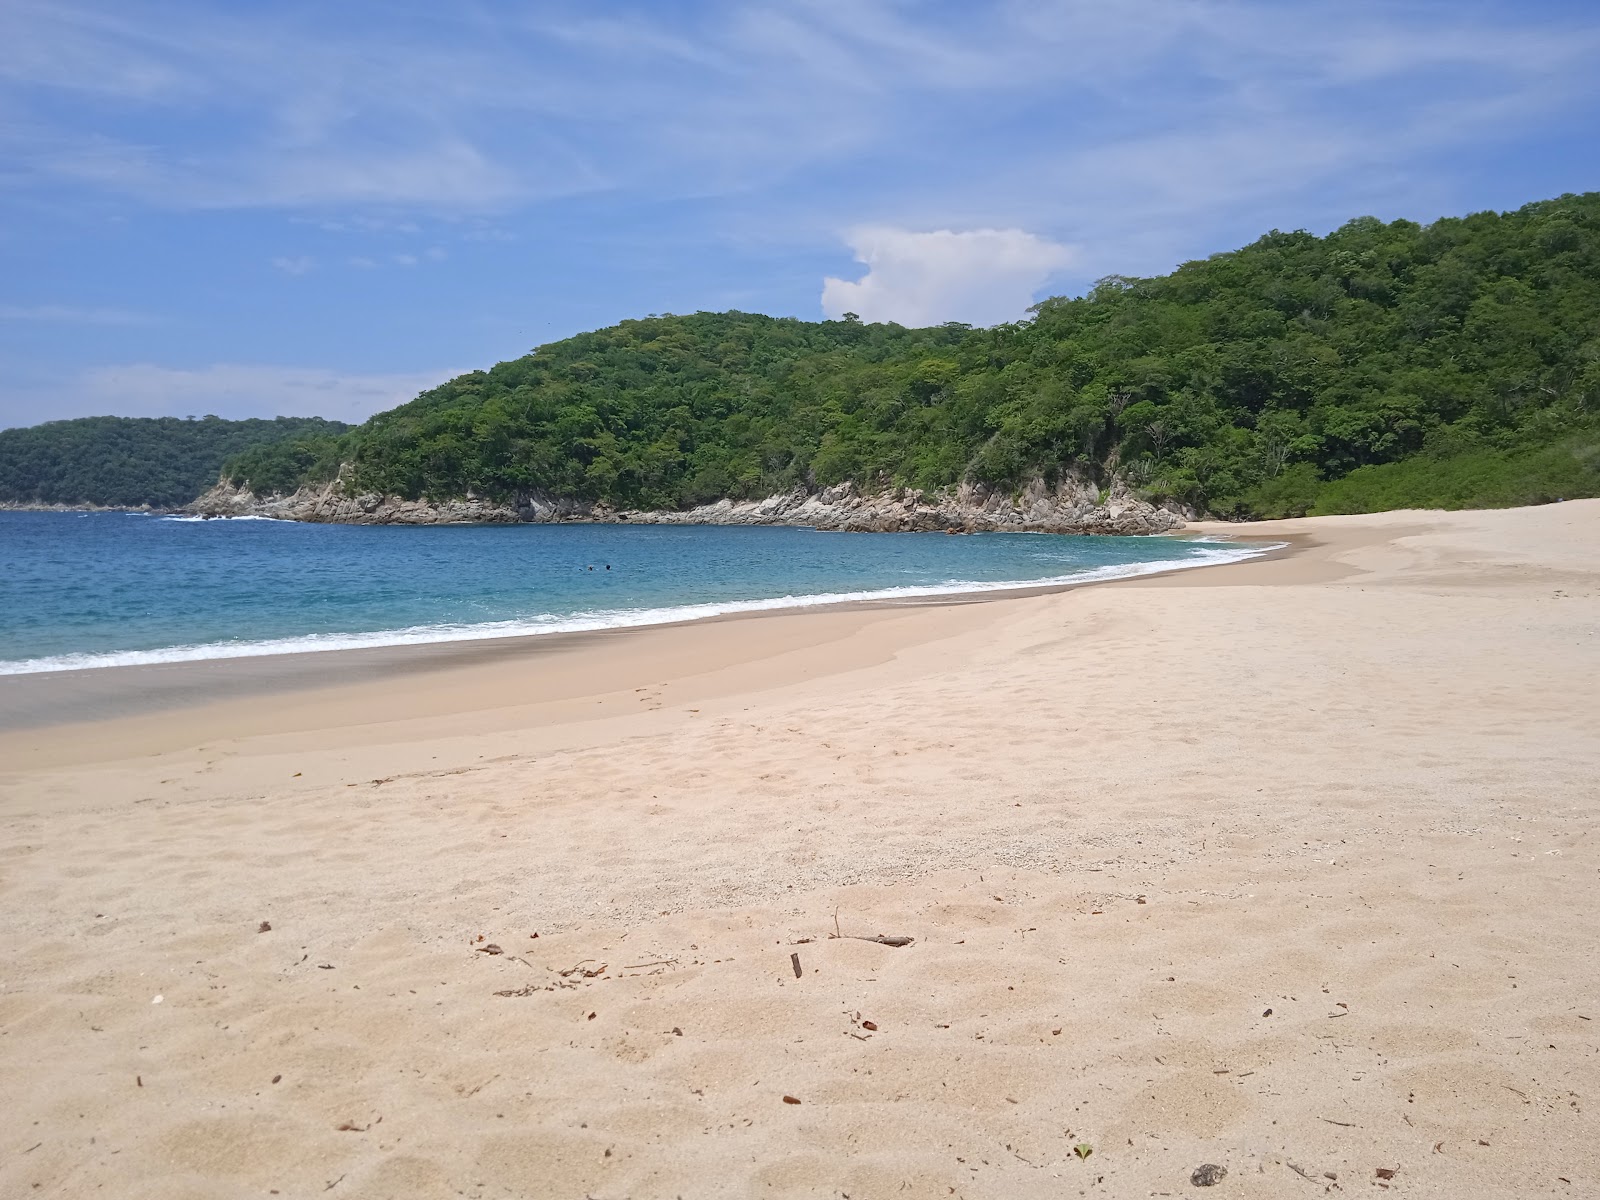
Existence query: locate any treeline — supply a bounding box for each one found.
[229,191,1599,518]
[0,415,352,508]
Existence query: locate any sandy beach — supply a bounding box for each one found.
[2,501,1597,1198]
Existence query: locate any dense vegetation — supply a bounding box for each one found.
[227,191,1600,518]
[0,415,352,508]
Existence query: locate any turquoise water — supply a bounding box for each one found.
[0,512,1270,674]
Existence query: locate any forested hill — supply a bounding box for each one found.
[0,415,352,508]
[221,191,1597,518]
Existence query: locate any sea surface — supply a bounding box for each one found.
[0,511,1272,674]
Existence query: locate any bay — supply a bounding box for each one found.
[0,511,1270,674]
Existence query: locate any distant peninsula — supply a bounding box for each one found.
[0,415,351,510]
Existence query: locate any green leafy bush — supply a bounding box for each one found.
[1313,432,1600,514]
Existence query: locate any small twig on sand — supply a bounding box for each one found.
[509,956,537,970]
[1285,1162,1320,1184]
[1320,1117,1357,1127]
[833,908,841,939]
[790,952,802,979]
[623,959,679,970]
[845,935,914,947]
[324,1174,346,1192]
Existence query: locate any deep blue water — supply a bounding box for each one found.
[0,512,1268,674]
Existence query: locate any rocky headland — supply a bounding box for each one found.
[0,500,164,514]
[189,472,1187,535]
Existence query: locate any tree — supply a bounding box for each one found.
[1145,419,1173,460]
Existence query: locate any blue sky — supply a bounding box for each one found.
[2,0,1598,429]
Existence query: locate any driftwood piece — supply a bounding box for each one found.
[1285,1162,1321,1185]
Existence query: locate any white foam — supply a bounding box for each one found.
[159,514,289,523]
[0,542,1280,675]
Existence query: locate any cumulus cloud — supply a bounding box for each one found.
[2,364,457,429]
[821,227,1077,327]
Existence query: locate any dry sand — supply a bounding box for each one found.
[1,501,1597,1198]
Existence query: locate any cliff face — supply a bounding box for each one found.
[190,472,1186,535]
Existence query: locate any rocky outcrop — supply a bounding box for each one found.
[613,475,1183,534]
[190,470,1184,535]
[190,479,525,525]
[0,499,162,513]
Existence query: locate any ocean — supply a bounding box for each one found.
[0,511,1271,675]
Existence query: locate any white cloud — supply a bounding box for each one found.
[270,255,315,275]
[5,363,456,428]
[821,227,1077,327]
[3,0,1595,236]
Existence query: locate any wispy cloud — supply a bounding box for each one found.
[270,255,315,275]
[0,303,150,324]
[305,215,421,235]
[3,0,1595,237]
[6,362,458,427]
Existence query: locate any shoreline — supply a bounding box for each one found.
[0,526,1321,815]
[0,527,1310,817]
[0,530,1292,731]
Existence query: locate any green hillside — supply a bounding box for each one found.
[228,191,1599,519]
[0,415,353,509]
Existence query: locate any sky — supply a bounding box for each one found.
[2,0,1598,430]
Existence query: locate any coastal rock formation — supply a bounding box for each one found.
[614,476,1184,535]
[1,500,159,513]
[190,471,1184,535]
[190,480,526,525]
